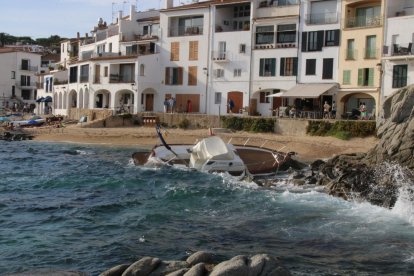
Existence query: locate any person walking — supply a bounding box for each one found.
[323,101,331,119]
[228,98,234,113]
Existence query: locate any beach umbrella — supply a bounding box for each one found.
[0,117,10,122]
[36,97,45,103]
[44,96,53,102]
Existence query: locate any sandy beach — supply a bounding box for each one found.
[26,125,378,162]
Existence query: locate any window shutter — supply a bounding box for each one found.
[270,58,276,76]
[317,30,324,51]
[259,59,264,76]
[171,42,179,61]
[280,58,285,76]
[293,58,298,76]
[301,32,307,52]
[165,67,170,85]
[333,29,340,46]
[178,67,183,85]
[358,68,363,86]
[368,68,374,86]
[189,41,198,60]
[188,66,197,85]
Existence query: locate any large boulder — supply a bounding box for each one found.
[309,86,414,208]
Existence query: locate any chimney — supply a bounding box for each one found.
[77,32,80,40]
[164,0,173,9]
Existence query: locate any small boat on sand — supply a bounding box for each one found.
[132,125,295,179]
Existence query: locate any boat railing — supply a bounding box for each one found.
[224,135,289,153]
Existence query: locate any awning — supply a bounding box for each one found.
[36,97,45,103]
[43,96,53,102]
[266,92,285,98]
[281,83,337,98]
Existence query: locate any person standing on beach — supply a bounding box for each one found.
[169,97,175,113]
[163,98,169,113]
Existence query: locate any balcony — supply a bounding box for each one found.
[258,0,299,8]
[168,25,203,37]
[255,1,299,18]
[364,48,379,59]
[305,12,338,25]
[383,43,413,57]
[212,51,229,62]
[20,65,38,72]
[345,16,382,28]
[121,34,159,42]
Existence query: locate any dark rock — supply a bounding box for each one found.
[122,257,161,276]
[166,268,189,276]
[6,271,87,276]
[100,264,130,276]
[186,251,214,266]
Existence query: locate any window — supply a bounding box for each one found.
[69,66,78,83]
[215,68,224,78]
[11,71,15,79]
[392,65,408,88]
[305,59,316,75]
[177,16,203,36]
[170,42,180,61]
[259,58,276,77]
[343,70,351,85]
[104,66,108,77]
[12,86,15,97]
[21,89,30,100]
[140,64,145,76]
[239,44,246,53]
[80,64,89,83]
[260,91,270,103]
[234,68,242,77]
[256,26,274,45]
[277,24,296,44]
[355,6,381,27]
[20,75,30,86]
[233,4,250,18]
[280,57,298,76]
[365,35,377,59]
[143,25,149,35]
[215,92,222,104]
[189,41,198,60]
[109,43,112,53]
[277,0,299,6]
[358,68,374,86]
[302,31,324,52]
[165,67,183,85]
[322,58,334,79]
[346,39,355,60]
[188,66,197,86]
[21,59,29,70]
[325,30,340,46]
[126,45,138,55]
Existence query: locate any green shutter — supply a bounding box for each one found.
[270,58,276,76]
[343,70,350,84]
[259,59,264,76]
[368,68,374,86]
[358,68,363,86]
[280,58,285,76]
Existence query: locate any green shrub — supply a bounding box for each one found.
[178,118,190,129]
[307,120,376,139]
[221,116,275,133]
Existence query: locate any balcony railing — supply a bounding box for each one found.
[16,81,36,87]
[121,34,159,42]
[345,16,382,28]
[364,48,379,59]
[384,43,414,56]
[345,49,357,60]
[168,25,203,37]
[20,65,38,72]
[258,0,299,8]
[109,74,134,84]
[305,12,338,25]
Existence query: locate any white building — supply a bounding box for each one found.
[0,48,41,113]
[382,0,414,98]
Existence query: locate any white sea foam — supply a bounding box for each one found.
[76,149,93,155]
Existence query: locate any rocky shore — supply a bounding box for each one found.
[292,85,414,208]
[99,251,291,276]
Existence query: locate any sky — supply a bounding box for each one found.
[0,0,184,39]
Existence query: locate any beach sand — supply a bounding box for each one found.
[26,125,378,163]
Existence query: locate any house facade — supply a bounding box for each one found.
[0,48,41,113]
[382,0,414,98]
[337,0,385,119]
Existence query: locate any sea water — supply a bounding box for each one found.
[0,141,413,275]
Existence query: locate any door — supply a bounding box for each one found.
[227,91,243,113]
[272,97,282,116]
[145,94,154,111]
[219,41,226,59]
[95,65,100,83]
